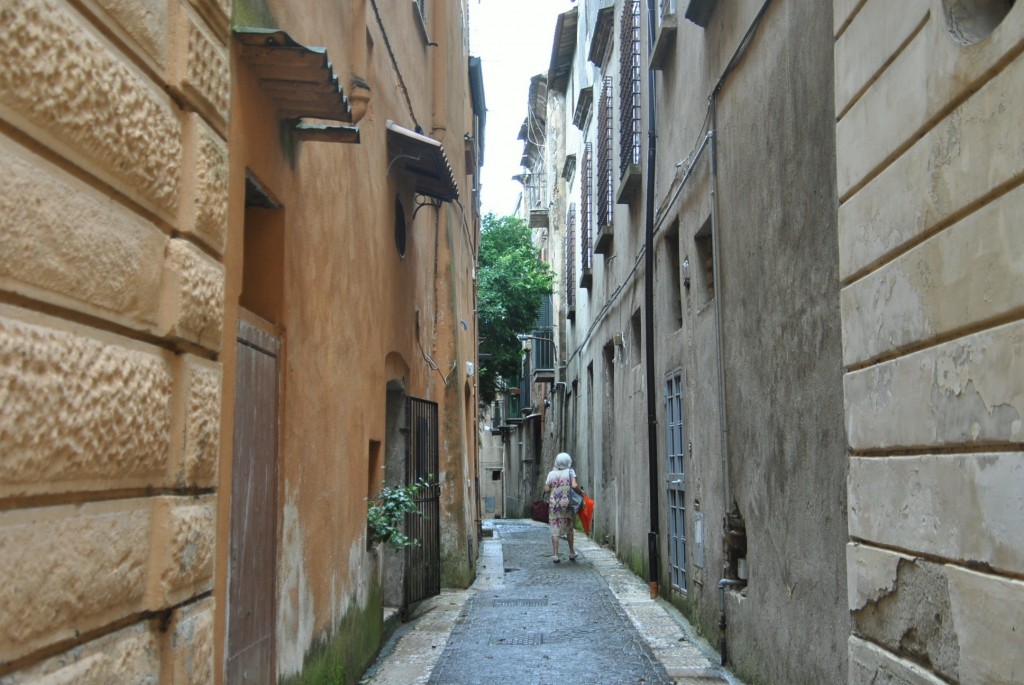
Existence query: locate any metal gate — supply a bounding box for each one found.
[404,397,441,607]
[227,320,279,683]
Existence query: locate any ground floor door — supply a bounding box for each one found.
[226,319,280,683]
[404,397,441,608]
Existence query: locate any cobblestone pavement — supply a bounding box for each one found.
[361,519,739,685]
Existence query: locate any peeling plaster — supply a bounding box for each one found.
[852,557,961,681]
[276,488,315,679]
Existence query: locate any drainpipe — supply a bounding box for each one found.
[643,0,660,600]
[718,577,746,665]
[709,94,729,524]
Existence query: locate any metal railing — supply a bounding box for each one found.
[581,143,593,273]
[598,77,614,228]
[619,0,642,177]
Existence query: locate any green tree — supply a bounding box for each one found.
[477,213,554,404]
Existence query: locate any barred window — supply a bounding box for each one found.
[619,0,641,178]
[597,77,614,229]
[581,143,593,275]
[565,203,577,309]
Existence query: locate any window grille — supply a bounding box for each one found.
[581,143,593,275]
[664,372,687,593]
[619,0,641,178]
[565,203,576,309]
[597,77,614,229]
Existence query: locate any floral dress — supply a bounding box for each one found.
[546,468,576,536]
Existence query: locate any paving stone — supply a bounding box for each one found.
[362,520,734,685]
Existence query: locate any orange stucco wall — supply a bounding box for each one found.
[221,1,480,681]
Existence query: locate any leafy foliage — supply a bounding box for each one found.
[477,214,554,403]
[367,480,429,547]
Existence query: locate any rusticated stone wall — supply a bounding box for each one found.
[835,1,1024,683]
[0,0,228,680]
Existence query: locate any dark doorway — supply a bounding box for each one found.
[404,397,441,609]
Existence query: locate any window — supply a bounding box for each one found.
[580,143,593,286]
[619,0,642,179]
[597,77,614,230]
[694,217,714,302]
[394,196,407,257]
[664,221,683,330]
[942,0,1015,45]
[665,372,686,593]
[630,308,642,366]
[565,203,577,315]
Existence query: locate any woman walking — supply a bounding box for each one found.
[543,452,584,563]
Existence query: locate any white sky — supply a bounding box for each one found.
[469,0,576,217]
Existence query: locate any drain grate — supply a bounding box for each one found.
[489,633,544,646]
[492,598,547,607]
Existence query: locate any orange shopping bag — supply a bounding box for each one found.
[577,496,595,535]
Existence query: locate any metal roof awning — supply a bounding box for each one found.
[235,28,359,144]
[386,120,459,202]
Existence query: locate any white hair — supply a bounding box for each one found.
[554,452,572,470]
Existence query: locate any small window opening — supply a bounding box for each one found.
[664,221,683,330]
[394,195,407,257]
[630,308,642,367]
[694,217,714,302]
[943,0,1015,45]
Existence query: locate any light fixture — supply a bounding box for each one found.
[682,257,691,289]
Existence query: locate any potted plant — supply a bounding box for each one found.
[367,479,429,548]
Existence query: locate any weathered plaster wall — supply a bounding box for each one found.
[0,0,228,681]
[555,1,849,683]
[836,1,1024,682]
[710,2,849,683]
[224,1,480,682]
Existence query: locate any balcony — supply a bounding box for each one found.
[519,329,555,385]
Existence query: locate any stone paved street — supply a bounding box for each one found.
[361,520,739,685]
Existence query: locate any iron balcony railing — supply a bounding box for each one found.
[619,0,642,178]
[581,142,593,274]
[529,327,555,378]
[597,77,614,229]
[565,203,576,310]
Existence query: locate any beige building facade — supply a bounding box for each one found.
[524,1,1022,684]
[836,2,1024,683]
[1,0,482,683]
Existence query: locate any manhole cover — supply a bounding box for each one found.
[492,598,547,607]
[489,633,543,646]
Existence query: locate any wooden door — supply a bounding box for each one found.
[227,319,280,684]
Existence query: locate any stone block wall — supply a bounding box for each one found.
[835,1,1024,683]
[0,0,228,680]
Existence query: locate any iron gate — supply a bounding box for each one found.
[404,397,440,607]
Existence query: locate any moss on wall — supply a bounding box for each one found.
[232,0,276,30]
[625,547,648,582]
[441,549,474,589]
[279,585,384,685]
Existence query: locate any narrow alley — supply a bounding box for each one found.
[361,519,734,685]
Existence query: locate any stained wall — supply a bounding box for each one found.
[836,1,1024,682]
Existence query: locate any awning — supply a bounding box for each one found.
[386,120,459,202]
[546,8,578,93]
[235,28,359,143]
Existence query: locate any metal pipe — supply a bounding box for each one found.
[644,0,661,600]
[717,578,746,666]
[709,95,730,526]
